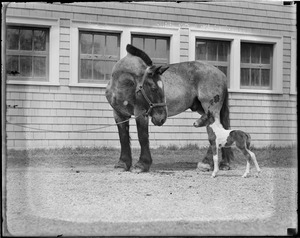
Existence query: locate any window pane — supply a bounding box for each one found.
[251,69,260,86]
[7,55,19,75]
[80,33,93,54]
[195,41,206,60]
[218,42,229,61]
[33,30,46,51]
[145,38,155,58]
[241,43,250,63]
[261,69,270,87]
[93,60,104,80]
[241,68,250,86]
[20,29,33,51]
[81,59,93,79]
[7,28,19,50]
[106,35,119,56]
[93,34,105,55]
[156,39,168,58]
[251,45,260,63]
[207,41,217,61]
[261,45,271,64]
[132,37,144,50]
[132,35,169,64]
[33,56,46,77]
[20,56,32,76]
[106,61,115,80]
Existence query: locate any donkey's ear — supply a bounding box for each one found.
[147,65,169,77]
[155,65,169,75]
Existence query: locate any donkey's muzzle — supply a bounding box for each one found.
[151,116,166,126]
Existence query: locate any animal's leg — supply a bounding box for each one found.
[242,158,251,178]
[239,146,259,178]
[132,114,152,173]
[197,146,213,171]
[248,150,261,177]
[220,147,233,170]
[209,138,219,178]
[114,110,132,171]
[211,153,219,178]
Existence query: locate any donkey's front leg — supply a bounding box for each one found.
[114,110,132,171]
[132,114,152,173]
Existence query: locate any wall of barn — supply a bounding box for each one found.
[5,2,297,149]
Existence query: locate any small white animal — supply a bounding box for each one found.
[194,111,261,178]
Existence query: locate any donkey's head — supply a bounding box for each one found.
[126,44,169,126]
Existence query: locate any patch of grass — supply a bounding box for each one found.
[157,144,180,151]
[6,145,297,169]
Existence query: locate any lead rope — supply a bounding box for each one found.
[6,110,146,133]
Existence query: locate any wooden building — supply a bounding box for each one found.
[5,1,297,149]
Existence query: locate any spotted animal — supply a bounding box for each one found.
[194,111,261,178]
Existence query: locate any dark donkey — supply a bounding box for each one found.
[106,44,233,172]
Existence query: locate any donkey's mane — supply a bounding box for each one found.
[126,44,153,66]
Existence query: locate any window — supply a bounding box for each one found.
[131,35,170,64]
[6,26,49,81]
[195,39,230,79]
[240,43,273,89]
[79,31,120,83]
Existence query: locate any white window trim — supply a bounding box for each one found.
[6,16,60,86]
[70,21,180,88]
[290,37,297,95]
[189,28,283,94]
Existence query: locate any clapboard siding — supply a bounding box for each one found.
[5,2,297,149]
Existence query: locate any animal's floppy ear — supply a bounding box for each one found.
[147,65,169,77]
[155,65,169,75]
[207,110,215,123]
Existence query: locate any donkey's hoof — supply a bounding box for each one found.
[132,162,150,173]
[219,163,230,171]
[114,161,130,172]
[255,171,261,178]
[242,173,249,178]
[211,172,217,178]
[197,162,211,172]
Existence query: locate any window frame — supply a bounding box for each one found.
[131,34,170,65]
[6,16,60,86]
[6,25,50,82]
[70,21,180,88]
[189,28,283,94]
[195,38,231,86]
[78,31,121,84]
[240,42,273,90]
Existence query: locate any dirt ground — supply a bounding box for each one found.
[3,147,298,236]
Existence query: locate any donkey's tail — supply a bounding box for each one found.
[220,87,230,130]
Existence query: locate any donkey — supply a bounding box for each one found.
[194,111,261,178]
[106,44,234,173]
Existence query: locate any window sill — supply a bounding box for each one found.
[7,80,60,86]
[228,88,283,95]
[69,82,108,88]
